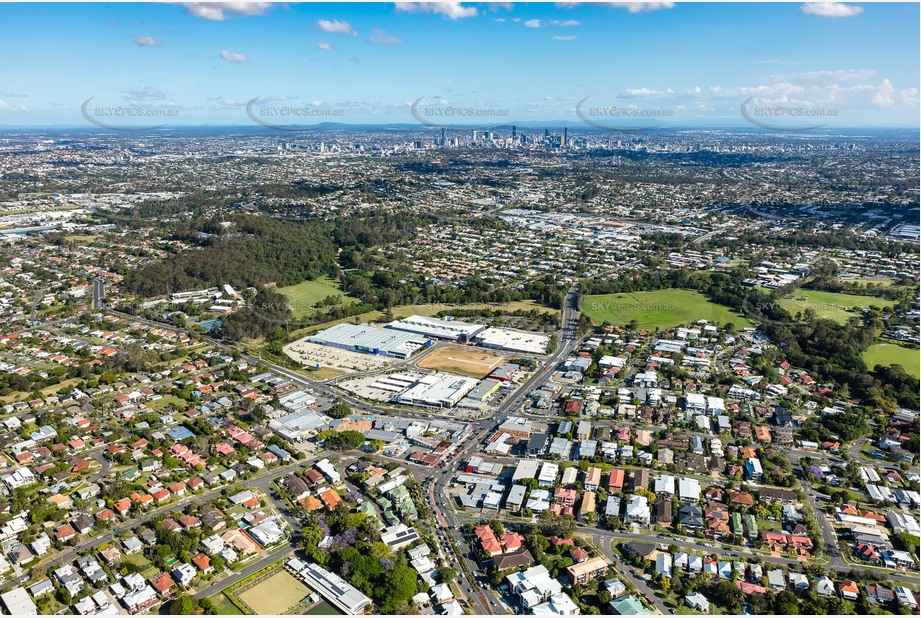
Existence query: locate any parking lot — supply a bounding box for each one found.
[282,339,396,373]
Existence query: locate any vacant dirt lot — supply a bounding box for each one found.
[417,346,506,378]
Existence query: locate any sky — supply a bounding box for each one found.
[0,1,918,128]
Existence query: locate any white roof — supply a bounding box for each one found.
[1,587,36,615]
[386,314,485,339]
[678,477,700,500]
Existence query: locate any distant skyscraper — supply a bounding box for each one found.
[440,127,446,146]
[512,125,517,139]
[562,127,568,147]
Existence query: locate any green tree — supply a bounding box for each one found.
[169,595,196,615]
[376,564,417,613]
[436,566,456,584]
[712,579,744,612]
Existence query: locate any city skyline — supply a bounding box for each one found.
[0,1,919,128]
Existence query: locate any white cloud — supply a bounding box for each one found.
[134,36,162,47]
[0,100,28,113]
[394,2,478,19]
[605,2,675,12]
[770,68,876,83]
[314,19,358,35]
[747,59,802,66]
[621,87,676,98]
[801,2,863,18]
[900,88,919,107]
[524,19,542,28]
[317,42,335,51]
[738,83,806,97]
[123,87,167,102]
[179,2,274,21]
[213,99,246,110]
[219,49,249,63]
[560,2,674,12]
[552,19,581,26]
[871,78,895,105]
[369,27,403,44]
[553,35,578,41]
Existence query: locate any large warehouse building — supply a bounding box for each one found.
[396,372,480,408]
[307,323,431,359]
[474,327,550,355]
[385,315,486,342]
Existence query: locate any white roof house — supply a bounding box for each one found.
[678,477,700,502]
[0,587,36,615]
[624,495,650,524]
[533,593,580,615]
[685,592,710,613]
[654,475,676,496]
[655,553,672,578]
[814,576,835,597]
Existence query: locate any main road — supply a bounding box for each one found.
[424,285,582,614]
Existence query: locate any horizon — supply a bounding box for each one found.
[0,122,919,132]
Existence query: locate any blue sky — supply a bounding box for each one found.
[0,1,918,127]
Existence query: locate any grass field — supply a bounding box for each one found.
[781,289,895,324]
[123,552,152,570]
[863,343,920,378]
[305,601,342,615]
[64,234,97,243]
[417,346,507,378]
[582,290,753,330]
[41,378,80,397]
[236,571,312,615]
[146,394,186,411]
[211,594,244,615]
[277,276,359,319]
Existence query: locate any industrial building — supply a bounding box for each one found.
[269,411,329,442]
[308,323,431,359]
[385,314,486,342]
[474,327,550,354]
[512,459,541,482]
[396,372,480,408]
